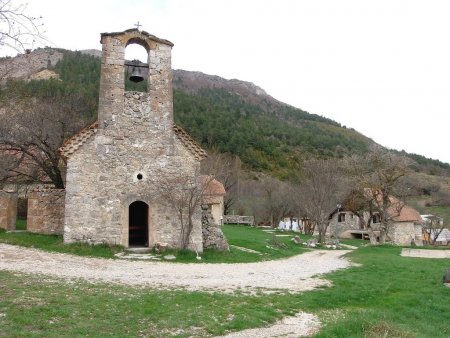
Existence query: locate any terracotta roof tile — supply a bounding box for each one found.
[173,124,208,160]
[59,121,98,158]
[199,175,226,195]
[384,195,423,223]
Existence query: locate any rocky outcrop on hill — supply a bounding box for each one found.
[173,69,284,110]
[0,48,63,82]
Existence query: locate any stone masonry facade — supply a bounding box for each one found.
[0,191,17,231]
[61,29,207,251]
[390,222,423,246]
[27,189,65,235]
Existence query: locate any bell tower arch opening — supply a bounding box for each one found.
[124,43,148,92]
[128,201,149,247]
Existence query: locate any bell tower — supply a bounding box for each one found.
[97,28,174,129]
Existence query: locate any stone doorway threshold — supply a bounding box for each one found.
[126,247,151,254]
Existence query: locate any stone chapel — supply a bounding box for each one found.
[58,29,208,250]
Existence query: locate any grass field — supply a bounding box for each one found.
[0,224,312,263]
[0,230,123,258]
[0,245,449,337]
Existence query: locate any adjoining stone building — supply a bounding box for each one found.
[328,198,424,246]
[59,29,210,251]
[199,175,226,226]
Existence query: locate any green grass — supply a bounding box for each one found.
[0,230,122,258]
[0,224,312,263]
[15,219,27,230]
[0,245,449,337]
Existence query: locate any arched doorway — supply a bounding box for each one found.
[129,201,149,247]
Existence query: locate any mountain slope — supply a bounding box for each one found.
[1,48,448,178]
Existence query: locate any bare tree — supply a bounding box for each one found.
[259,175,294,227]
[0,0,44,53]
[344,146,412,244]
[297,158,345,243]
[201,151,241,214]
[0,91,89,189]
[150,170,213,250]
[422,215,446,245]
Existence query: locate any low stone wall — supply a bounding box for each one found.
[223,215,254,225]
[0,191,18,231]
[27,189,65,235]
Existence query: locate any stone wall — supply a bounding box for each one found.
[64,93,202,249]
[64,30,204,251]
[98,29,173,130]
[202,208,229,251]
[390,222,423,246]
[203,194,224,226]
[223,215,254,225]
[27,189,65,234]
[328,211,382,237]
[211,202,224,226]
[0,191,17,231]
[328,212,360,237]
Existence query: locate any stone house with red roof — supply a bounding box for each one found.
[58,29,209,251]
[328,196,424,245]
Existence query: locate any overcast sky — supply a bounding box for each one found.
[5,0,450,163]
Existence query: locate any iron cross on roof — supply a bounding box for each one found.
[134,21,142,30]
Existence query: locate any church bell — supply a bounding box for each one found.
[129,65,144,83]
[126,59,148,83]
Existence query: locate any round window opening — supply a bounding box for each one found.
[137,173,143,180]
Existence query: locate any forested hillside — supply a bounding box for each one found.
[1,48,449,178]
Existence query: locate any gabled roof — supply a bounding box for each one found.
[59,121,98,158]
[173,125,208,160]
[59,121,207,161]
[393,206,422,223]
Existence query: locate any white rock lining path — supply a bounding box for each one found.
[0,244,354,337]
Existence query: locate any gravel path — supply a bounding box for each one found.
[0,243,352,294]
[215,312,321,338]
[0,244,354,337]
